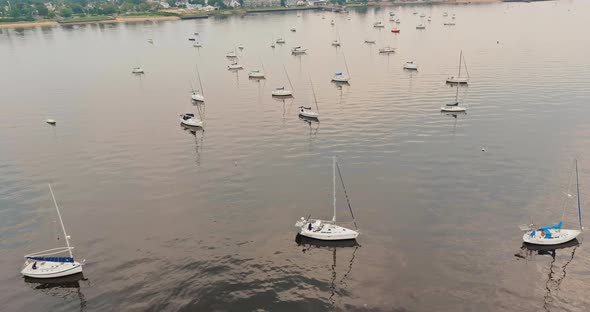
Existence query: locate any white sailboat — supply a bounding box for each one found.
[180,113,203,128]
[227,58,243,70]
[446,50,469,84]
[272,65,294,97]
[403,61,418,70]
[248,59,265,79]
[132,67,144,74]
[373,21,385,28]
[276,37,286,44]
[520,160,584,245]
[331,52,350,83]
[226,48,237,58]
[295,157,359,241]
[21,184,84,279]
[191,64,205,102]
[299,78,320,119]
[441,78,467,112]
[416,23,426,29]
[291,46,307,54]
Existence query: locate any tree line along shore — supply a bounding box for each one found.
[0,0,500,29]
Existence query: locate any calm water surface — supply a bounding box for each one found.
[2,1,590,311]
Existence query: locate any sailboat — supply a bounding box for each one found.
[191,64,205,102]
[226,48,237,58]
[227,57,243,70]
[440,78,466,112]
[299,78,320,119]
[403,61,418,70]
[331,52,350,83]
[295,157,359,241]
[21,184,84,279]
[180,113,203,128]
[291,46,308,54]
[272,65,294,97]
[520,160,584,246]
[248,59,265,79]
[132,67,144,74]
[446,50,469,84]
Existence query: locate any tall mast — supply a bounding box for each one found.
[310,77,320,113]
[576,159,583,230]
[196,64,204,96]
[458,50,462,79]
[343,52,351,78]
[333,156,336,223]
[455,80,460,103]
[48,183,73,258]
[284,65,294,91]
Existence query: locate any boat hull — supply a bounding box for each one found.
[272,90,293,97]
[441,106,466,112]
[180,117,203,128]
[296,221,359,241]
[191,94,204,102]
[446,78,468,84]
[21,261,82,279]
[331,76,350,83]
[299,111,319,119]
[523,229,581,245]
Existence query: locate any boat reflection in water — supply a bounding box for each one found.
[181,124,204,167]
[24,273,88,312]
[515,239,580,311]
[295,234,359,305]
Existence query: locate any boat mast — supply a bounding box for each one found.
[310,77,320,113]
[333,156,336,223]
[576,159,583,230]
[196,64,204,96]
[458,50,462,79]
[343,52,351,78]
[48,183,73,258]
[284,65,294,91]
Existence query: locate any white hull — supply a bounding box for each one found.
[299,110,319,119]
[191,94,204,102]
[296,220,359,241]
[446,77,468,84]
[249,72,265,78]
[364,40,376,44]
[272,89,293,97]
[21,261,82,279]
[379,48,395,53]
[332,76,350,83]
[132,68,144,74]
[523,229,581,245]
[441,106,466,112]
[404,65,418,70]
[180,117,203,128]
[228,64,243,70]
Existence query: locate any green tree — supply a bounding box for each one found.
[280,0,285,6]
[35,3,49,17]
[101,3,118,14]
[167,0,176,7]
[60,7,73,18]
[119,2,133,13]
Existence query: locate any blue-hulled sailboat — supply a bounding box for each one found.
[21,184,84,279]
[520,160,584,245]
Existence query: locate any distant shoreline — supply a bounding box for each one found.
[0,0,500,30]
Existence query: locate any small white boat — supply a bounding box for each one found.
[132,67,144,74]
[416,24,425,29]
[21,184,84,279]
[440,104,467,113]
[180,113,203,128]
[193,42,202,47]
[295,157,359,241]
[228,61,243,70]
[271,42,276,48]
[276,37,285,44]
[413,12,418,15]
[389,17,396,22]
[379,46,395,53]
[248,70,265,79]
[520,160,584,246]
[226,50,237,58]
[389,12,395,16]
[452,14,456,19]
[331,20,335,25]
[420,14,426,18]
[238,44,244,50]
[299,106,319,119]
[272,87,293,97]
[446,50,469,85]
[46,119,56,125]
[428,17,431,22]
[194,32,199,35]
[444,22,456,26]
[443,12,448,17]
[332,72,349,83]
[396,19,401,24]
[364,39,376,44]
[373,22,385,28]
[290,27,296,32]
[272,65,294,97]
[188,37,196,41]
[331,40,340,46]
[191,91,204,102]
[403,61,418,70]
[291,46,307,54]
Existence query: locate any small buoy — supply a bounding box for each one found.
[482,147,486,152]
[46,119,56,125]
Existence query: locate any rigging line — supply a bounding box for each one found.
[336,161,357,230]
[463,54,470,79]
[560,160,576,222]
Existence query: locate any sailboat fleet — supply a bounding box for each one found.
[31,10,584,286]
